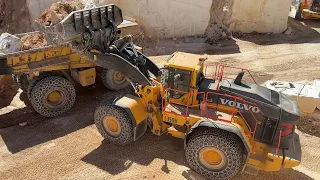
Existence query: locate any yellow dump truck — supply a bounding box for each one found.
[0,26,138,117]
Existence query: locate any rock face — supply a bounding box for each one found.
[35,1,84,26]
[0,33,23,54]
[205,0,234,44]
[0,0,32,34]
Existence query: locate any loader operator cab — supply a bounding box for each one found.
[161,52,248,102]
[161,52,207,101]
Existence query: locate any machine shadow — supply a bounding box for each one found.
[81,131,187,175]
[82,131,313,180]
[0,92,43,129]
[143,37,241,57]
[0,81,133,154]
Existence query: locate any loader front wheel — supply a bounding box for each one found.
[186,127,243,180]
[30,76,76,117]
[101,69,129,91]
[94,105,134,145]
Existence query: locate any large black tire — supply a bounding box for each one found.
[186,127,244,180]
[94,105,134,145]
[30,76,76,117]
[101,69,129,91]
[12,74,29,92]
[27,75,49,100]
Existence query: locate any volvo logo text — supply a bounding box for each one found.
[220,98,260,113]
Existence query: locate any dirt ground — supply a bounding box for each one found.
[1,18,320,180]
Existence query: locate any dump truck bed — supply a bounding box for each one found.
[0,14,139,75]
[0,31,79,75]
[0,31,71,75]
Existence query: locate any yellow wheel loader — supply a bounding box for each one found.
[93,52,301,179]
[37,4,301,179]
[295,0,320,20]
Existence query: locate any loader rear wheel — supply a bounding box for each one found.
[186,127,243,180]
[101,69,129,91]
[94,105,134,145]
[30,76,76,117]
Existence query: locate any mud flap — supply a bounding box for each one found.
[0,56,12,75]
[134,119,148,141]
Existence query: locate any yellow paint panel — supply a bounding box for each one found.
[168,129,185,139]
[165,52,202,71]
[6,46,73,67]
[35,51,45,61]
[115,95,148,125]
[247,142,284,172]
[187,115,202,126]
[282,157,300,168]
[163,112,186,126]
[78,68,96,86]
[69,53,81,62]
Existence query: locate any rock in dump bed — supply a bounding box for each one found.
[21,33,48,50]
[35,1,84,26]
[0,32,48,53]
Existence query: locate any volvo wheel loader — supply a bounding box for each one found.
[40,4,302,179]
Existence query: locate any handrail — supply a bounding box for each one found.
[204,64,257,85]
[205,91,261,136]
[162,88,263,137]
[163,88,206,119]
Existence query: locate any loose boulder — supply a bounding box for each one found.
[0,33,22,54]
[35,1,84,26]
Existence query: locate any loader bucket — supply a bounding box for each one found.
[35,4,123,45]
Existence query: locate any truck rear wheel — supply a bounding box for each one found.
[94,105,134,145]
[186,127,243,180]
[30,76,76,117]
[101,69,129,91]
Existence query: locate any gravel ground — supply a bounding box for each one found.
[1,19,320,180]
